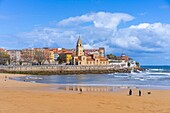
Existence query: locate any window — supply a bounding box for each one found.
[79,62,81,65]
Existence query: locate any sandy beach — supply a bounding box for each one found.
[0,73,170,113]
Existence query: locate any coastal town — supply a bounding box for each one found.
[0,36,139,69]
[2,1,170,113]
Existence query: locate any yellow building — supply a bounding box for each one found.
[65,52,72,64]
[73,37,109,65]
[49,50,54,63]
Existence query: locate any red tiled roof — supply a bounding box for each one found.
[121,56,129,61]
[87,58,94,61]
[64,51,73,54]
[100,59,108,61]
[75,58,81,61]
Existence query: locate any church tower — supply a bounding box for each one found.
[76,36,84,56]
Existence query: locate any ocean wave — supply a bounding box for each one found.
[25,76,43,80]
[149,69,164,71]
[147,72,170,76]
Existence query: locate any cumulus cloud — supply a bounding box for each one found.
[2,11,170,64]
[16,28,77,48]
[58,12,134,29]
[129,23,150,29]
[112,23,170,53]
[8,12,134,50]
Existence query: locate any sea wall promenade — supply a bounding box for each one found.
[0,65,142,75]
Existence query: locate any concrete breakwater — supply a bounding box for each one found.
[0,65,143,75]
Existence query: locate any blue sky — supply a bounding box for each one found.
[0,0,170,65]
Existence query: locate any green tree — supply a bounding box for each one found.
[135,62,140,67]
[19,60,22,65]
[106,54,117,60]
[0,51,10,65]
[127,62,131,67]
[57,53,66,64]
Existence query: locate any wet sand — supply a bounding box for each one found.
[0,73,170,113]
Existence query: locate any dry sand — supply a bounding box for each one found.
[0,73,170,113]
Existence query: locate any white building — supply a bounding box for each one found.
[7,50,21,65]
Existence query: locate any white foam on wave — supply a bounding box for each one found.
[25,76,43,80]
[147,72,170,76]
[150,69,164,71]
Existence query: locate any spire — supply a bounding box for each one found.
[76,35,84,56]
[77,35,82,45]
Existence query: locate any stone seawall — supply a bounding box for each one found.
[0,65,143,75]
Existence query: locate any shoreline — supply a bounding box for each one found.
[7,73,170,91]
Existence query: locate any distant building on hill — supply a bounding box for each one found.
[108,53,137,68]
[72,36,108,65]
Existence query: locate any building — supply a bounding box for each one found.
[20,48,34,65]
[84,48,105,57]
[65,52,72,64]
[54,52,59,64]
[0,48,10,65]
[43,47,50,60]
[108,53,138,68]
[108,59,127,67]
[73,37,108,65]
[49,50,55,64]
[7,50,21,65]
[0,48,6,52]
[121,53,129,62]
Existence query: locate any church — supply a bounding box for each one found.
[72,37,109,65]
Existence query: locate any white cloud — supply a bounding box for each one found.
[112,23,170,52]
[129,23,150,29]
[9,13,170,55]
[12,12,134,50]
[2,11,170,64]
[58,12,134,29]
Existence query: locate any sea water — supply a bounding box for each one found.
[12,66,170,90]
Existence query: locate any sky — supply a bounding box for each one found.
[0,0,170,65]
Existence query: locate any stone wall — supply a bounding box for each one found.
[0,65,142,75]
[0,65,121,71]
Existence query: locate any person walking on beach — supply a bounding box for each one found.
[5,76,7,81]
[139,90,142,96]
[129,89,132,96]
[79,88,82,94]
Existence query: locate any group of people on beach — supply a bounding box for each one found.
[129,89,142,96]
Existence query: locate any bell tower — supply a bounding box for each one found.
[76,36,84,56]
